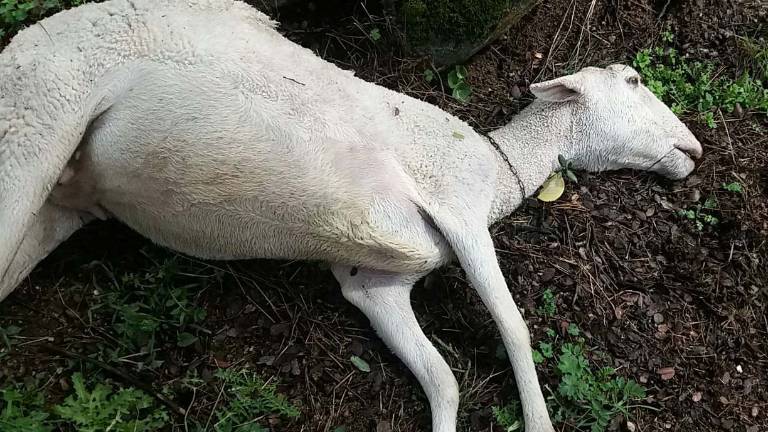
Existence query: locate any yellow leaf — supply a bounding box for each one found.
[452,131,465,139]
[537,173,565,202]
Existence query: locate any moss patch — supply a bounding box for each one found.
[401,0,535,66]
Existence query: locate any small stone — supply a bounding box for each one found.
[653,313,664,324]
[736,365,743,373]
[376,420,392,432]
[541,268,556,282]
[258,355,276,366]
[270,322,290,336]
[692,391,702,402]
[751,406,759,417]
[626,421,637,432]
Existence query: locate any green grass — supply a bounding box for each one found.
[633,31,768,128]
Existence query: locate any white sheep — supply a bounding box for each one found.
[0,1,702,431]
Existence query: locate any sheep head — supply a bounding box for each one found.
[530,64,703,180]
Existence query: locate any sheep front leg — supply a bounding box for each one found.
[432,218,555,432]
[331,265,459,431]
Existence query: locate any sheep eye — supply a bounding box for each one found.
[626,75,641,86]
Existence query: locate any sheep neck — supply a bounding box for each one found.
[486,101,574,225]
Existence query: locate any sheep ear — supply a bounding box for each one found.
[530,76,584,102]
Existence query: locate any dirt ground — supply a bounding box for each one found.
[1,0,766,431]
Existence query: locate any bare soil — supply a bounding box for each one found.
[1,0,766,431]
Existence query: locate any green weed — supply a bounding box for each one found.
[0,373,168,432]
[447,65,472,102]
[551,342,646,432]
[423,68,435,83]
[213,368,300,432]
[0,324,20,359]
[55,372,169,432]
[0,386,50,432]
[633,31,768,127]
[722,181,743,193]
[88,255,209,369]
[498,297,647,432]
[678,195,719,231]
[368,27,381,42]
[557,155,579,184]
[537,289,557,317]
[492,400,522,431]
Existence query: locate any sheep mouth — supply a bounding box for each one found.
[677,148,695,161]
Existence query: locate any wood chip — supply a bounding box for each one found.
[658,367,676,380]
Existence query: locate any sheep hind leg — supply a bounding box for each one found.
[0,202,90,303]
[331,265,459,432]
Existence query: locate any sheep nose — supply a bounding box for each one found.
[675,128,703,159]
[676,139,703,159]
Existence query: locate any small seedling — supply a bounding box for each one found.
[0,324,21,356]
[539,341,554,359]
[558,155,579,183]
[368,27,381,42]
[566,323,580,336]
[537,288,557,317]
[678,196,719,231]
[722,182,743,193]
[423,68,435,83]
[447,65,472,103]
[492,401,523,431]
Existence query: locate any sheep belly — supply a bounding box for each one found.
[62,65,452,274]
